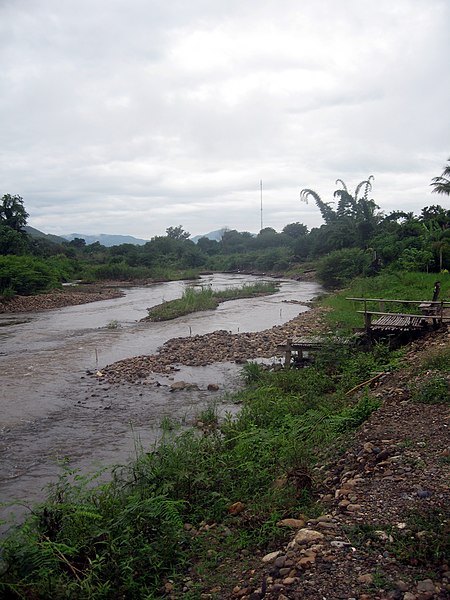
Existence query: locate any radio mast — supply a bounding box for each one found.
[260,179,263,231]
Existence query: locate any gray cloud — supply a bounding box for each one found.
[0,0,448,239]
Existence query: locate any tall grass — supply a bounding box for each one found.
[146,282,279,321]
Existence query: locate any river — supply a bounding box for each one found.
[0,274,320,530]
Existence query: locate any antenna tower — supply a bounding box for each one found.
[260,179,263,231]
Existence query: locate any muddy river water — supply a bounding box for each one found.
[0,274,320,529]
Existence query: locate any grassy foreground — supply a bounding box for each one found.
[145,281,279,321]
[0,272,448,599]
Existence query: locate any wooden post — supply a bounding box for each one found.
[284,338,292,368]
[364,312,372,332]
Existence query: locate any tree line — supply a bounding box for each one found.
[1,158,449,296]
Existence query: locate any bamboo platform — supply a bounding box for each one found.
[348,296,450,334]
[370,314,424,331]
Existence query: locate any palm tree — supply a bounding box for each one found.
[300,176,380,245]
[430,158,450,196]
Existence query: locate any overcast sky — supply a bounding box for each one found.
[1,0,449,240]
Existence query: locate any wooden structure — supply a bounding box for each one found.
[277,335,361,367]
[347,297,450,333]
[278,336,326,366]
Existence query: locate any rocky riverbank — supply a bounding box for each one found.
[173,327,450,600]
[99,304,331,383]
[0,285,124,313]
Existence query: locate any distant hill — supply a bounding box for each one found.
[191,228,227,243]
[63,233,149,247]
[24,225,67,244]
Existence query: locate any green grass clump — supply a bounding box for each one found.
[348,508,449,569]
[146,282,279,321]
[411,375,449,404]
[419,346,450,373]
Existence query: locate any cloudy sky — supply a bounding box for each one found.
[0,0,449,240]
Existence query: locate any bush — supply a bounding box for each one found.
[316,248,371,288]
[0,255,68,296]
[84,262,153,281]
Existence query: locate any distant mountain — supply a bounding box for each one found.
[24,225,67,244]
[63,233,149,247]
[191,228,227,243]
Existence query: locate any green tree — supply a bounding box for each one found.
[0,194,29,255]
[0,224,29,255]
[0,194,29,231]
[282,222,308,238]
[166,225,190,240]
[300,177,381,250]
[430,157,450,196]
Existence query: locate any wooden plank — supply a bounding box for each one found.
[348,297,450,306]
[356,311,448,320]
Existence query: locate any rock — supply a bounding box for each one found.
[331,540,351,548]
[207,383,219,391]
[262,551,282,563]
[395,580,410,592]
[297,554,316,568]
[416,490,433,498]
[293,528,324,545]
[346,503,362,512]
[282,577,297,585]
[416,580,435,594]
[403,593,417,600]
[358,573,374,584]
[170,380,188,390]
[274,555,286,568]
[277,518,305,529]
[228,501,245,515]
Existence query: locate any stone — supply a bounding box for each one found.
[228,501,245,515]
[346,503,362,512]
[170,380,188,390]
[207,383,219,391]
[416,580,435,594]
[358,573,374,584]
[297,554,316,568]
[331,540,351,548]
[262,551,282,563]
[282,577,297,585]
[395,580,409,592]
[403,593,417,600]
[274,555,286,568]
[293,528,324,545]
[277,518,305,529]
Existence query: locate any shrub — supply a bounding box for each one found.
[316,248,371,288]
[0,255,67,296]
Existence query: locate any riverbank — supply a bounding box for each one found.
[99,303,331,383]
[0,284,124,313]
[211,327,450,600]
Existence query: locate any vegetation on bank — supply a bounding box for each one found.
[321,271,450,334]
[145,282,279,321]
[1,162,450,298]
[1,271,449,597]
